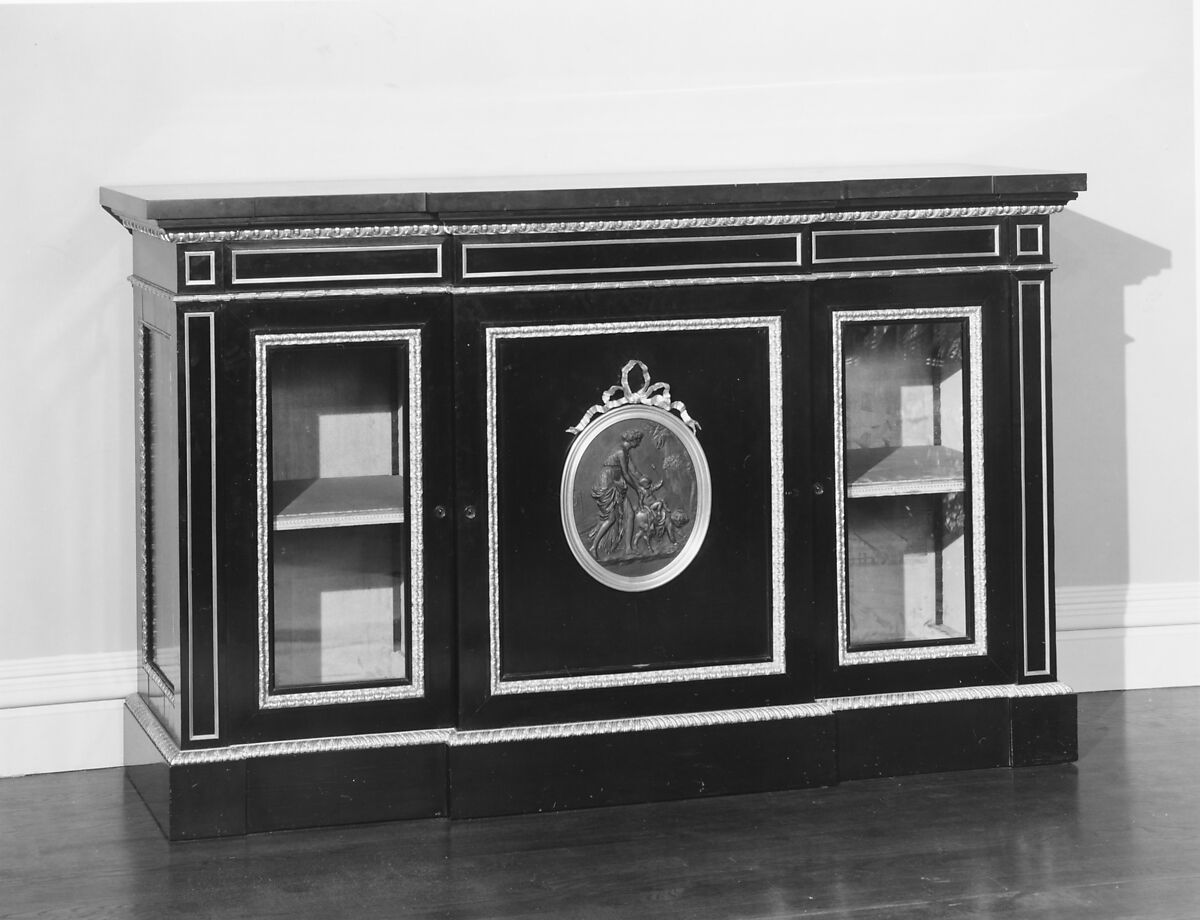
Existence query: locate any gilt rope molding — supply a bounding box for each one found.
[125,682,1074,764]
[125,694,453,766]
[447,703,831,747]
[118,204,1065,244]
[819,681,1075,712]
[117,216,445,242]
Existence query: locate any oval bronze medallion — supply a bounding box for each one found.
[561,405,711,592]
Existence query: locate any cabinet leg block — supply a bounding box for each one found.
[126,762,248,841]
[1010,693,1078,766]
[125,707,447,838]
[447,717,838,819]
[125,709,247,840]
[835,699,1012,781]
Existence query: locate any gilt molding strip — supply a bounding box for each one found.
[819,681,1075,712]
[126,694,451,766]
[447,206,1064,236]
[119,205,1065,244]
[135,323,177,704]
[254,329,427,709]
[120,218,445,243]
[832,305,988,667]
[128,263,1058,304]
[128,681,1075,764]
[449,704,830,747]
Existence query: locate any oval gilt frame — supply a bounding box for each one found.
[560,405,711,592]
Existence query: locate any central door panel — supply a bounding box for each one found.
[455,285,813,728]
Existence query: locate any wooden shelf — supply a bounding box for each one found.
[273,476,406,531]
[846,446,965,499]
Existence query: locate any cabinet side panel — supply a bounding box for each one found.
[136,288,183,743]
[132,233,181,293]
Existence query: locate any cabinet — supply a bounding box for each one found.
[103,169,1085,838]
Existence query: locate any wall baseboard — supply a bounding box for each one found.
[1,584,1197,777]
[1058,624,1200,693]
[0,650,137,710]
[0,651,137,777]
[0,699,129,778]
[1056,581,1200,692]
[1055,581,1200,632]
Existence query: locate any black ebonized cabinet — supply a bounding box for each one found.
[103,168,1085,838]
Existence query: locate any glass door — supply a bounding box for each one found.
[256,329,424,708]
[833,307,987,666]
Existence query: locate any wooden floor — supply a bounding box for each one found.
[2,688,1198,919]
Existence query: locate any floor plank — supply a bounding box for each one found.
[1,689,1198,919]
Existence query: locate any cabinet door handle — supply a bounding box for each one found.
[433,504,448,520]
[812,482,825,496]
[463,504,478,521]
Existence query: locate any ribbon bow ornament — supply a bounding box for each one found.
[566,360,701,436]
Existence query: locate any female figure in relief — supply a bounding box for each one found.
[586,428,651,559]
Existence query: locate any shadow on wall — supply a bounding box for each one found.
[1050,210,1172,595]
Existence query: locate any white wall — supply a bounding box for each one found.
[0,0,1195,775]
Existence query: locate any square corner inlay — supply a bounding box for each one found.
[1016,225,1044,257]
[184,251,216,286]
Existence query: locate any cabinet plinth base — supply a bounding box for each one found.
[834,694,1079,782]
[837,699,1014,781]
[123,707,447,841]
[1011,692,1079,766]
[125,692,1077,839]
[448,716,839,819]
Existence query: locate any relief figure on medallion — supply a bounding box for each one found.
[577,422,695,572]
[561,359,711,591]
[585,427,649,559]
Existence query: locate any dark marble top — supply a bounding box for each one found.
[101,166,1086,225]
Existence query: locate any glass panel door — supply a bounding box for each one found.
[833,307,987,665]
[256,330,424,707]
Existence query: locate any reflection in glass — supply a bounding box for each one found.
[267,344,410,690]
[842,320,971,648]
[846,494,968,645]
[144,327,181,688]
[272,526,407,689]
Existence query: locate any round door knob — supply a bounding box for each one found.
[464,504,478,520]
[433,505,447,520]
